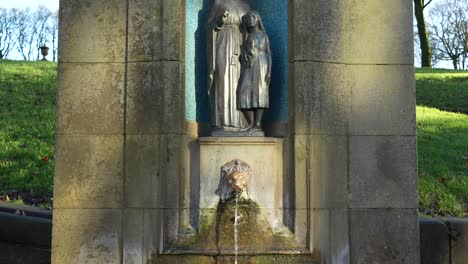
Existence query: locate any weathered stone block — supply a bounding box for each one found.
[291,135,307,210]
[126,62,161,134]
[312,209,349,264]
[312,209,329,263]
[159,134,185,209]
[153,255,215,264]
[58,0,126,63]
[349,136,418,208]
[52,209,122,264]
[159,61,185,134]
[125,135,160,208]
[123,209,159,264]
[179,137,199,228]
[444,217,468,264]
[347,65,416,136]
[128,0,162,62]
[291,0,344,62]
[54,135,123,209]
[56,63,125,134]
[216,255,320,264]
[310,135,348,209]
[292,62,348,135]
[420,217,450,264]
[349,209,419,264]
[344,0,413,64]
[293,209,309,248]
[329,210,350,264]
[161,0,185,61]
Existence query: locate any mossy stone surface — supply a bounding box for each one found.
[167,198,304,254]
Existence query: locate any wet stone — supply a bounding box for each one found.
[166,198,304,255]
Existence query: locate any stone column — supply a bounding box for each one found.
[290,0,419,263]
[52,0,185,263]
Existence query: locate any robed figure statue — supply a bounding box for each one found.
[207,0,251,134]
[237,11,272,131]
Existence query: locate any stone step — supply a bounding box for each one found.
[152,254,320,264]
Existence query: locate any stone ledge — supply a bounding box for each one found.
[0,211,51,247]
[199,136,281,145]
[0,242,50,264]
[420,217,450,264]
[443,217,468,264]
[0,201,52,219]
[152,254,320,264]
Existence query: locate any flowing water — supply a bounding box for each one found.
[234,196,239,264]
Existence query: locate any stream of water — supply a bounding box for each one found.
[234,196,239,264]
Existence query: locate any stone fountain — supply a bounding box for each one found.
[52,1,420,263]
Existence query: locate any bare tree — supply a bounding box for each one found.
[0,8,20,59]
[457,1,468,69]
[25,14,37,61]
[34,6,52,60]
[15,8,32,61]
[48,11,58,62]
[414,0,434,67]
[2,6,58,61]
[429,0,468,69]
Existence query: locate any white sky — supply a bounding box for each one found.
[0,0,59,11]
[0,0,59,60]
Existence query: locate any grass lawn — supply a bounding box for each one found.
[0,60,56,208]
[416,68,468,114]
[0,62,466,216]
[416,68,468,217]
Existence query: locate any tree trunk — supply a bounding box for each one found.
[414,0,432,67]
[452,57,458,69]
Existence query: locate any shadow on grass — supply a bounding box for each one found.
[416,75,468,114]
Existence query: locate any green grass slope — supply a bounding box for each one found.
[0,61,56,207]
[416,68,468,114]
[416,68,468,217]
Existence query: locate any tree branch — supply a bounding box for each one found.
[424,0,434,9]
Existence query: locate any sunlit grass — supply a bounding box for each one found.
[417,106,467,216]
[0,60,56,208]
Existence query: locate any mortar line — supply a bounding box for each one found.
[121,0,130,263]
[305,95,311,250]
[346,133,352,263]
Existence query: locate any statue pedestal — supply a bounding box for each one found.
[211,128,265,137]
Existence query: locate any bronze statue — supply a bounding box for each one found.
[207,0,251,134]
[237,11,272,131]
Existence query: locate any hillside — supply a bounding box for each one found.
[0,61,56,208]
